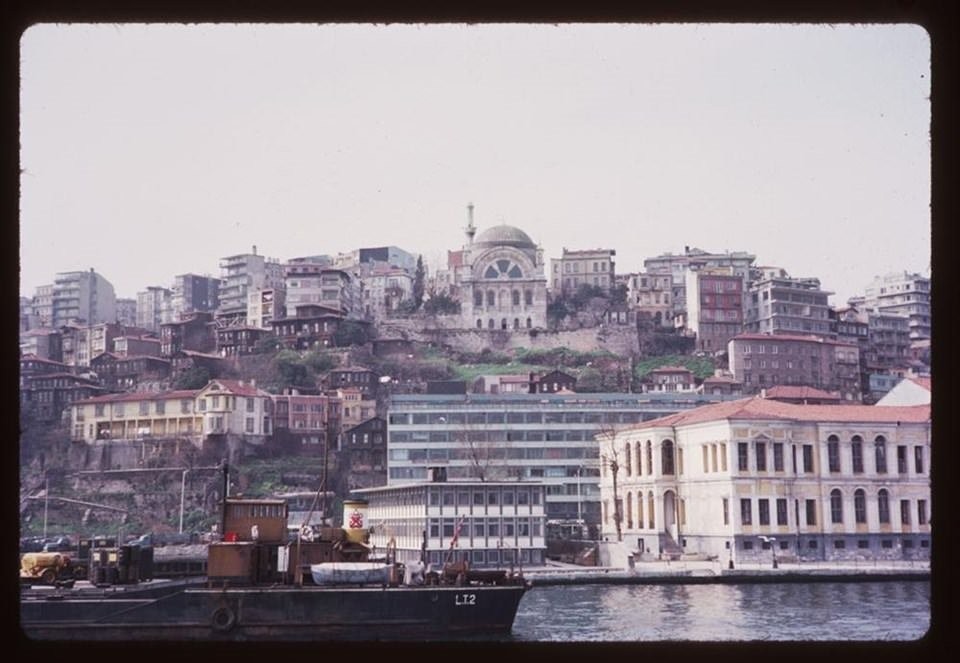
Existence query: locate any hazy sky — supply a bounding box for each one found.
[19,23,930,304]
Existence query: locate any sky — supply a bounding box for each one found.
[19,23,930,304]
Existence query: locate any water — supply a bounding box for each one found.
[506,581,930,641]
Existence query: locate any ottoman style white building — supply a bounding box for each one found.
[598,396,930,565]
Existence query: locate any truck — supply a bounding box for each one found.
[19,552,82,586]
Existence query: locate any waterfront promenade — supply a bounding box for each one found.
[522,558,930,586]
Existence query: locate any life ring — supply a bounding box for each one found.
[211,605,237,632]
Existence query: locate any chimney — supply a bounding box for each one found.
[250,378,256,388]
[760,388,767,399]
[252,245,257,256]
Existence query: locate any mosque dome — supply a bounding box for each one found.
[472,224,537,249]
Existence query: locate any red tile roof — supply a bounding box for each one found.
[731,333,857,348]
[75,389,201,405]
[205,379,267,397]
[629,396,930,430]
[764,385,841,401]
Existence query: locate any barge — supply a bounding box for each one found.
[20,465,529,641]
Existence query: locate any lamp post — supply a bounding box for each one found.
[178,469,189,534]
[759,535,778,569]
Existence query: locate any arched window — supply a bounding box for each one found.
[878,489,890,523]
[875,436,887,474]
[486,290,496,306]
[512,290,520,306]
[661,440,675,475]
[851,435,864,473]
[636,492,644,529]
[474,291,483,307]
[500,318,507,330]
[624,442,632,476]
[646,441,653,476]
[635,441,642,476]
[524,290,533,306]
[526,317,532,328]
[488,319,495,329]
[854,489,866,523]
[647,492,655,529]
[476,319,483,329]
[827,435,840,472]
[513,318,519,329]
[830,489,843,523]
[626,492,633,529]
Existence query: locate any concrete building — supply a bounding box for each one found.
[217,248,283,326]
[160,312,217,357]
[59,322,152,368]
[357,246,418,273]
[163,274,221,323]
[728,333,861,402]
[19,328,63,362]
[271,391,342,456]
[359,265,414,320]
[644,247,755,316]
[247,287,285,329]
[744,274,832,337]
[861,271,930,340]
[355,480,548,568]
[685,268,745,353]
[623,271,674,327]
[551,248,616,295]
[283,260,360,320]
[115,298,138,326]
[30,284,54,328]
[385,392,728,530]
[597,396,930,563]
[136,286,172,332]
[51,269,117,327]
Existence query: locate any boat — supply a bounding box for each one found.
[19,465,529,641]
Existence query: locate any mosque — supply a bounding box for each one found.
[450,204,548,330]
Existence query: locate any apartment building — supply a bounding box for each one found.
[685,268,745,352]
[247,287,285,329]
[728,333,861,401]
[137,286,171,332]
[20,328,62,362]
[271,391,342,456]
[115,298,138,326]
[551,248,616,295]
[861,272,930,340]
[598,397,930,563]
[644,247,754,316]
[163,273,221,323]
[51,269,117,327]
[160,312,217,356]
[60,322,152,368]
[360,265,414,320]
[744,275,833,337]
[623,272,674,327]
[217,249,283,325]
[355,480,548,569]
[30,284,54,328]
[270,304,343,351]
[385,392,728,529]
[643,366,697,393]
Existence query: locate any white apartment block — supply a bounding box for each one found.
[861,271,931,340]
[551,248,616,295]
[51,269,117,328]
[137,286,171,332]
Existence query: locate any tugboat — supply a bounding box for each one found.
[20,465,529,641]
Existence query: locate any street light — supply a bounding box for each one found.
[759,535,778,569]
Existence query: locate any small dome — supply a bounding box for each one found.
[473,224,536,249]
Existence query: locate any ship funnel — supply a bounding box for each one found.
[342,499,369,543]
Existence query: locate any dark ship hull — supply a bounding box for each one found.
[20,579,528,641]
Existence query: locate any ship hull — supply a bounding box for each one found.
[20,580,528,641]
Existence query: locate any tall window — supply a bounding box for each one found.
[900,499,911,525]
[805,499,817,526]
[758,499,770,525]
[773,443,784,472]
[802,445,814,473]
[776,498,788,525]
[661,440,675,475]
[917,499,927,525]
[897,446,908,474]
[830,489,843,524]
[648,492,655,529]
[636,493,644,529]
[625,492,633,529]
[624,442,632,476]
[646,441,653,476]
[474,291,483,307]
[722,497,729,525]
[854,489,866,523]
[875,436,887,474]
[827,436,840,472]
[755,441,767,472]
[486,290,495,306]
[738,443,749,471]
[512,290,520,306]
[740,499,752,526]
[914,446,924,474]
[878,489,890,524]
[851,436,864,474]
[635,441,643,475]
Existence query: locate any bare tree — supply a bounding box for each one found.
[597,426,624,542]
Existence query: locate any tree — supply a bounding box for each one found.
[598,428,623,542]
[412,255,426,309]
[422,292,460,315]
[173,366,211,390]
[610,283,628,306]
[333,321,370,347]
[275,350,313,390]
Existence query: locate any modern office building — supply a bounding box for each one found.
[385,392,727,531]
[354,480,548,568]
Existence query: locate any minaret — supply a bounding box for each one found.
[465,203,476,244]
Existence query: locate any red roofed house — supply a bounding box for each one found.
[597,396,930,567]
[762,385,841,405]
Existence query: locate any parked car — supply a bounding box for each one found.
[43,536,73,552]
